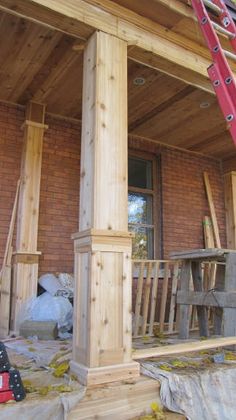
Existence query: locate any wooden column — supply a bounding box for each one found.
[224,171,236,249]
[11,101,47,332]
[70,31,139,386]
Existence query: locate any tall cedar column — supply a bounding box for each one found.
[70,31,140,386]
[11,101,47,332]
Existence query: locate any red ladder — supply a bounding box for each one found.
[191,0,236,146]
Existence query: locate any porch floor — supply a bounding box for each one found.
[0,338,185,420]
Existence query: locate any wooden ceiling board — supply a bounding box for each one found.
[0,12,62,102]
[131,89,207,139]
[0,9,234,159]
[44,56,83,118]
[128,61,188,127]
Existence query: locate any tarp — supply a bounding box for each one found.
[141,361,236,420]
[0,339,85,420]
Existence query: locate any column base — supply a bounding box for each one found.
[70,360,140,387]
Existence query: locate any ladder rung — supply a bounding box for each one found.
[211,21,235,39]
[223,49,236,62]
[203,0,221,15]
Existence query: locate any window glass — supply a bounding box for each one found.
[128,193,153,225]
[128,158,152,189]
[128,225,154,259]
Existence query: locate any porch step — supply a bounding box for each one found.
[68,375,185,419]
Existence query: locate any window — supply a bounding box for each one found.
[128,154,160,259]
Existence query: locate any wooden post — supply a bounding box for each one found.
[224,172,236,249]
[11,101,47,332]
[70,31,139,386]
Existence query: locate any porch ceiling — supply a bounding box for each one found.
[0,10,235,160]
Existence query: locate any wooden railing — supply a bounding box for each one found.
[132,259,181,338]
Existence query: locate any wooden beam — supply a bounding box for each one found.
[0,0,227,92]
[133,336,236,359]
[70,31,139,386]
[153,0,194,19]
[177,290,236,308]
[11,101,47,333]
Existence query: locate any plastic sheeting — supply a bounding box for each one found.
[141,362,236,420]
[0,340,85,420]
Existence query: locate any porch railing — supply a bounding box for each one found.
[132,259,181,338]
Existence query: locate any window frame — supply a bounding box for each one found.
[128,149,161,259]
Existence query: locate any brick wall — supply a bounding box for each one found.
[222,155,236,173]
[0,103,23,268]
[0,103,226,276]
[38,115,81,275]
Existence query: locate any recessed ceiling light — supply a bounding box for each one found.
[133,77,146,86]
[200,101,210,109]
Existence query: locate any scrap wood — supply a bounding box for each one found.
[203,172,221,248]
[0,178,21,280]
[0,179,21,338]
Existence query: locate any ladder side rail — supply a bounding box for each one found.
[192,0,236,112]
[212,0,236,52]
[208,62,236,145]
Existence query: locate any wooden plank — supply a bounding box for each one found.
[178,260,191,339]
[191,261,209,337]
[203,216,215,248]
[141,261,153,336]
[168,262,179,333]
[159,262,169,332]
[133,261,145,337]
[148,261,160,335]
[177,290,236,308]
[133,337,236,360]
[203,172,221,248]
[171,249,230,260]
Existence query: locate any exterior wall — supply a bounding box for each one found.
[0,103,226,276]
[38,116,80,274]
[222,156,236,173]
[0,103,23,268]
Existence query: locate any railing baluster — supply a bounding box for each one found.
[159,262,170,332]
[133,261,145,337]
[141,261,153,336]
[148,261,160,336]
